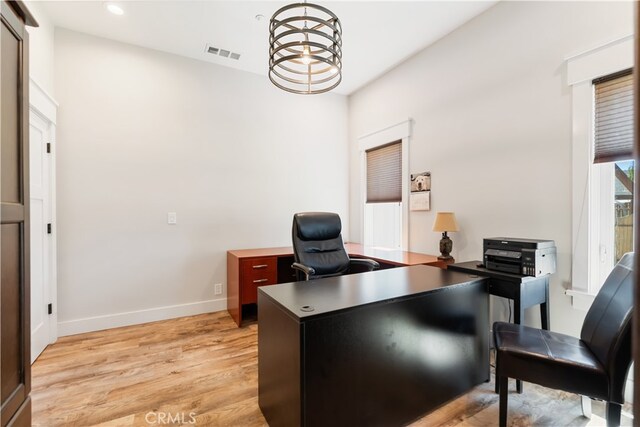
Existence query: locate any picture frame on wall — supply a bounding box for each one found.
[410,172,431,211]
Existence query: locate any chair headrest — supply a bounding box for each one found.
[293,212,342,241]
[617,252,634,270]
[581,251,634,373]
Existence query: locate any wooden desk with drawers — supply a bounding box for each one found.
[226,243,448,326]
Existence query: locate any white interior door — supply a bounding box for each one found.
[30,111,52,362]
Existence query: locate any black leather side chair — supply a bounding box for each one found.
[494,252,633,427]
[291,212,380,280]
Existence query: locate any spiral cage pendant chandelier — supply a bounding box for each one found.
[269,2,342,94]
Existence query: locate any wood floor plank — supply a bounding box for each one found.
[31,311,632,426]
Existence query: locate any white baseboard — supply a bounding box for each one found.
[57,298,227,337]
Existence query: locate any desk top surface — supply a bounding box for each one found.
[258,265,485,321]
[228,243,440,266]
[448,260,546,282]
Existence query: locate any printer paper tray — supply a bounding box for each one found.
[485,261,521,275]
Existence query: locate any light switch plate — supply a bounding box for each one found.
[168,212,177,224]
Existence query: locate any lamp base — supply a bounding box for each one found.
[438,232,453,261]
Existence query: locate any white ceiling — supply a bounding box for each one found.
[39,1,497,95]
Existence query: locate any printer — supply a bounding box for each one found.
[483,237,556,277]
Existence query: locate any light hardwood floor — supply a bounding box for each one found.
[32,312,632,426]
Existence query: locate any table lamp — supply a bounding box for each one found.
[433,212,459,261]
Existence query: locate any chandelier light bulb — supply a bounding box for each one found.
[302,46,312,65]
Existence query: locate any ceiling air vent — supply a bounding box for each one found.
[205,44,241,61]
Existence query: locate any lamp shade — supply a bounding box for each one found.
[433,212,459,232]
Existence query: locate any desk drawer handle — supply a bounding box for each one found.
[253,279,269,283]
[252,264,268,269]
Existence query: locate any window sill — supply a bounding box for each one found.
[565,289,596,311]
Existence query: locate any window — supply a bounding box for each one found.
[589,70,634,292]
[364,141,402,249]
[590,160,634,288]
[366,141,402,203]
[357,120,411,251]
[567,35,633,310]
[613,161,634,262]
[593,70,633,164]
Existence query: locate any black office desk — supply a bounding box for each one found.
[447,261,550,329]
[258,265,489,427]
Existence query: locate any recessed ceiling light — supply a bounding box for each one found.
[255,14,265,22]
[104,2,124,16]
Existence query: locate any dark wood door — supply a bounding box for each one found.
[634,2,639,418]
[1,1,37,425]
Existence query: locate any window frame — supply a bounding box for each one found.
[358,120,411,250]
[568,35,633,310]
[589,161,617,292]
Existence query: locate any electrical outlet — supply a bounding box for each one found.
[214,283,222,295]
[168,212,177,224]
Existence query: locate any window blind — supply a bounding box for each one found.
[366,141,401,203]
[593,69,633,164]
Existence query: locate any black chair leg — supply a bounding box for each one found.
[606,402,622,427]
[495,349,500,394]
[499,376,508,427]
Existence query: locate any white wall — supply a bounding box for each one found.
[348,1,633,336]
[25,1,55,96]
[55,29,349,335]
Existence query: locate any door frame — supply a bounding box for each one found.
[29,77,58,347]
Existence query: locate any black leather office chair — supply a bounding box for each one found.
[291,212,380,280]
[494,252,633,427]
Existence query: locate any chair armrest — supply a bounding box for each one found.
[349,258,380,271]
[292,263,316,281]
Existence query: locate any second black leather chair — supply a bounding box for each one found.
[291,212,379,280]
[494,252,634,427]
